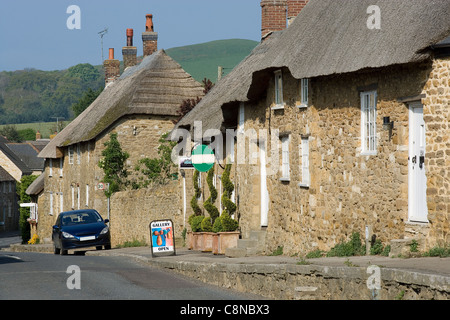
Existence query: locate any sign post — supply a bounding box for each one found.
[149,220,176,257]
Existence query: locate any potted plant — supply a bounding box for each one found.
[212,164,240,255]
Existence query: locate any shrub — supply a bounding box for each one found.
[189,215,204,232]
[201,217,213,232]
[219,212,239,232]
[327,232,365,257]
[203,167,219,223]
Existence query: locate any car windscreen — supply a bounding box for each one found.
[61,211,103,226]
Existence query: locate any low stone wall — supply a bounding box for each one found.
[148,260,450,300]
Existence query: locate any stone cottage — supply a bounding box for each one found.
[36,16,205,246]
[174,0,450,256]
[0,135,47,232]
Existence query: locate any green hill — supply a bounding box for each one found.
[0,39,258,126]
[166,39,258,83]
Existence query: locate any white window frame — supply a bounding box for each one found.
[77,186,80,210]
[76,144,81,164]
[71,186,75,209]
[48,158,53,177]
[85,184,89,207]
[238,102,245,133]
[280,135,290,181]
[298,78,309,108]
[299,136,310,188]
[49,192,54,216]
[360,91,377,155]
[59,157,63,177]
[60,192,64,213]
[273,70,285,110]
[68,147,74,165]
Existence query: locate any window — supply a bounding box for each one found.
[299,136,310,188]
[238,102,245,133]
[77,186,80,210]
[76,144,81,164]
[71,186,75,209]
[273,70,284,109]
[49,192,54,216]
[68,147,74,164]
[299,78,309,108]
[60,193,64,213]
[361,91,377,154]
[280,135,290,181]
[86,184,89,207]
[49,159,53,177]
[59,157,63,177]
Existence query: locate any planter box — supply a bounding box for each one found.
[214,231,240,255]
[202,232,214,252]
[189,231,240,254]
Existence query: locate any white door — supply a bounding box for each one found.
[408,103,428,223]
[260,141,269,227]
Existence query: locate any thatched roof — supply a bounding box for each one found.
[173,32,282,137]
[26,174,44,196]
[39,50,205,159]
[257,0,450,80]
[174,0,450,138]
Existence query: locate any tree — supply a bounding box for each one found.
[174,78,214,123]
[16,175,39,243]
[72,87,103,117]
[98,133,129,198]
[0,125,22,142]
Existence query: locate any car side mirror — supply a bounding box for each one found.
[52,225,59,231]
[104,219,110,224]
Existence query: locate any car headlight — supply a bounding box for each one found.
[62,232,75,239]
[100,226,109,235]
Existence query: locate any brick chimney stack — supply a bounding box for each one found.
[142,14,158,57]
[261,0,309,40]
[103,48,120,88]
[287,0,308,25]
[261,0,287,41]
[122,28,137,70]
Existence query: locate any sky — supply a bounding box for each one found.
[0,0,261,72]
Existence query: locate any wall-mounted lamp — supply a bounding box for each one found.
[383,117,394,131]
[383,117,394,141]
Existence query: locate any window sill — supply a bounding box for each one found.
[271,104,285,110]
[298,183,310,189]
[361,151,377,156]
[297,103,308,109]
[280,177,290,182]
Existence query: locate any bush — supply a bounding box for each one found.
[201,217,213,232]
[327,232,365,257]
[219,212,239,232]
[189,215,204,232]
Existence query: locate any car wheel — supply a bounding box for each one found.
[105,245,111,250]
[54,245,60,255]
[60,249,68,255]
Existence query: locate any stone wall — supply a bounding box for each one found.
[235,59,449,256]
[422,57,450,247]
[109,181,182,247]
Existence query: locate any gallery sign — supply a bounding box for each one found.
[149,220,176,257]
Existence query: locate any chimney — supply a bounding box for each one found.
[122,28,137,69]
[261,0,287,41]
[103,48,120,88]
[36,131,41,141]
[142,14,158,57]
[287,0,308,25]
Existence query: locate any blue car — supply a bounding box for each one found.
[52,210,111,255]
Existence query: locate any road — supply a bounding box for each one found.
[0,251,263,300]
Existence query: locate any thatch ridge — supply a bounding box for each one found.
[39,50,204,159]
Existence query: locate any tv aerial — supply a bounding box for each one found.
[98,27,109,62]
